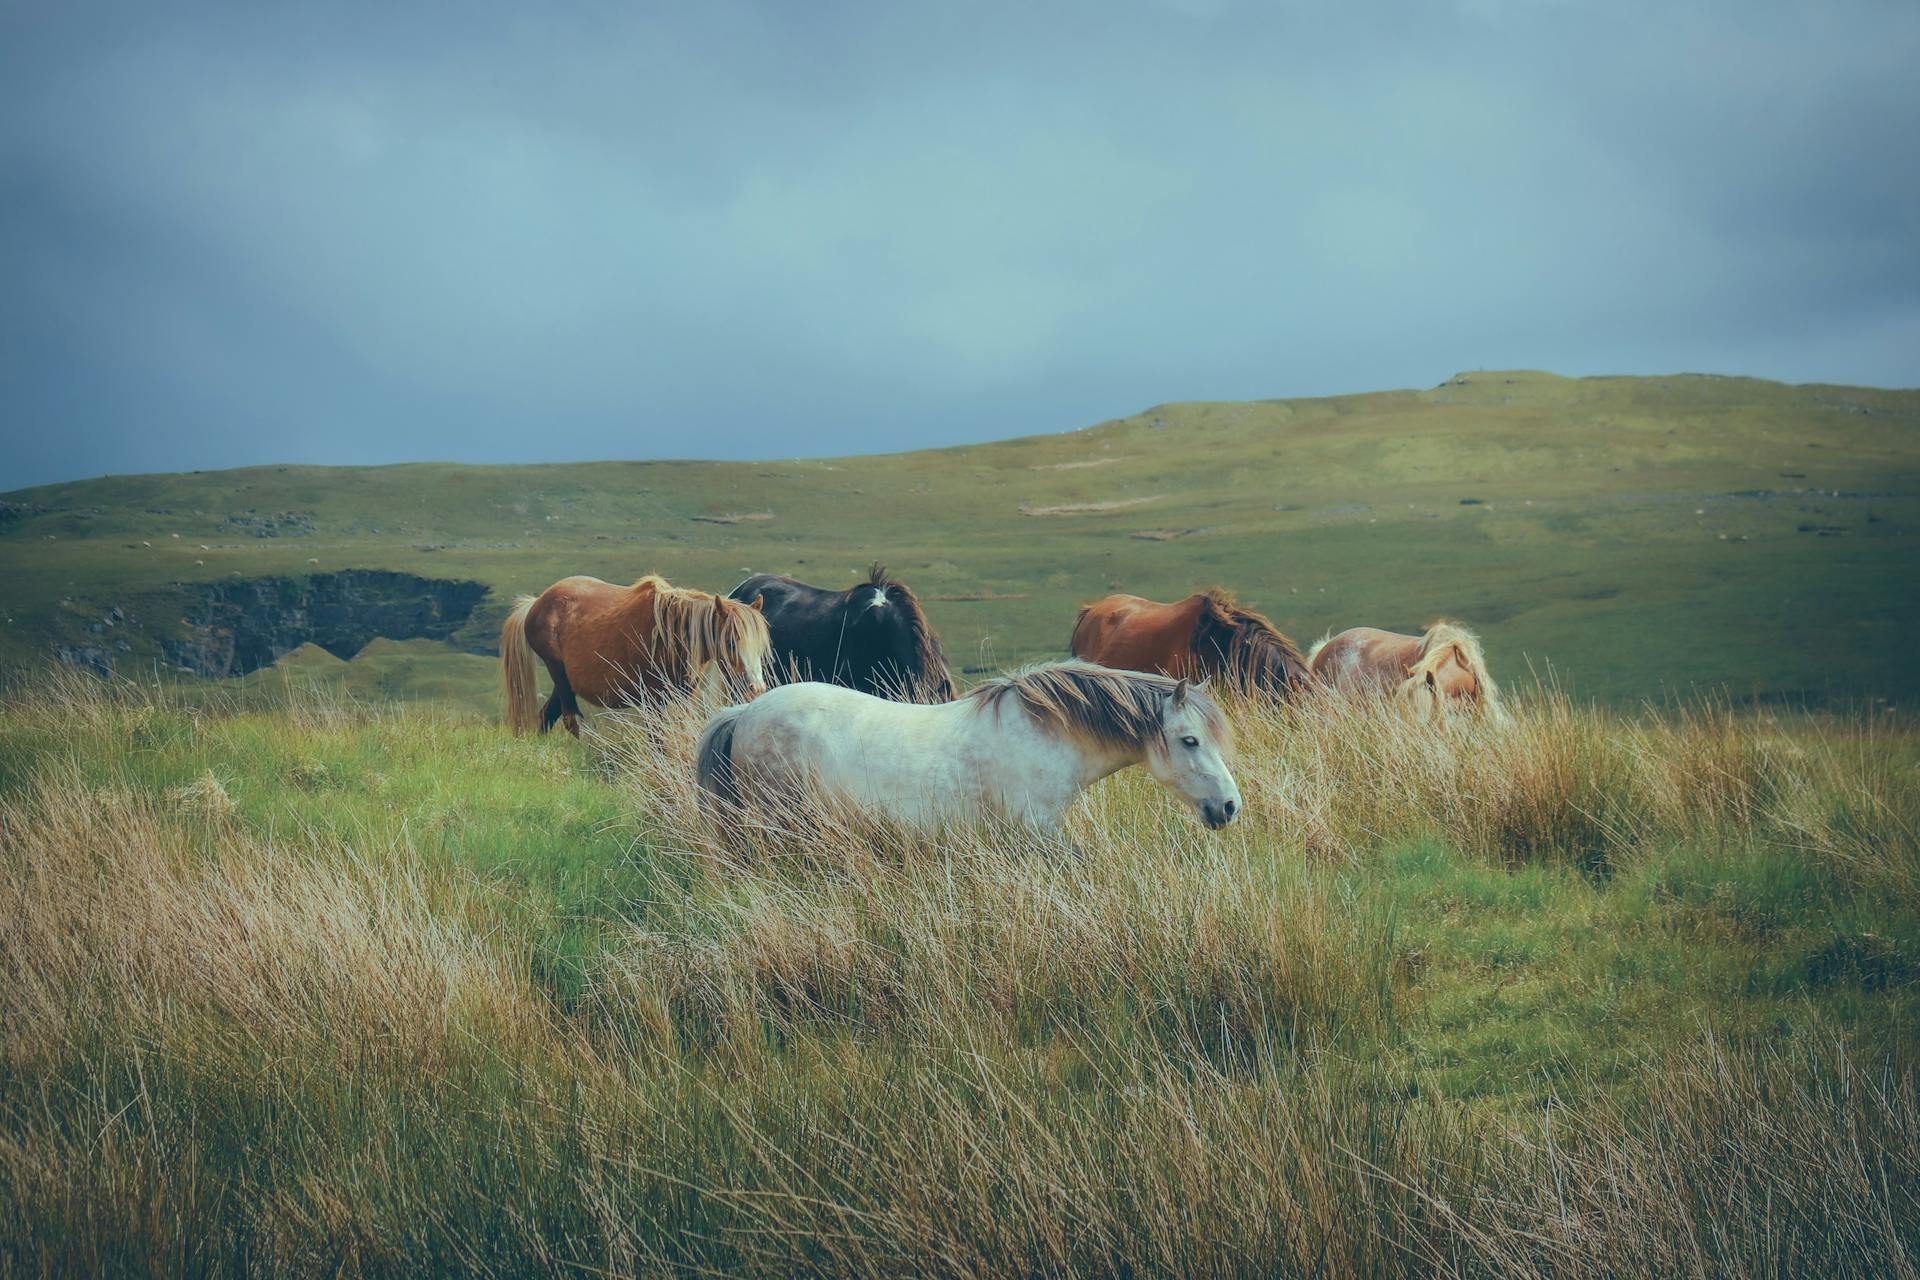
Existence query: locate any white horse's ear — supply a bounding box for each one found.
[1172,677,1189,707]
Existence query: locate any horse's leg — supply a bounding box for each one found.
[559,669,585,737]
[540,659,580,736]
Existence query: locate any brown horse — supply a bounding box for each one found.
[500,575,773,736]
[1069,589,1313,697]
[1308,621,1505,719]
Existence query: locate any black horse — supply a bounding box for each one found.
[727,563,954,701]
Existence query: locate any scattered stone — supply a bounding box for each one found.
[55,645,113,676]
[223,510,317,538]
[691,511,776,525]
[1021,496,1162,517]
[0,500,45,529]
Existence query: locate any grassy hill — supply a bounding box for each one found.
[4,369,1915,709]
[4,372,1918,1273]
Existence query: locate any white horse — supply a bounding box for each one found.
[695,661,1242,835]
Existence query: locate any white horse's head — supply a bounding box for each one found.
[1143,678,1242,829]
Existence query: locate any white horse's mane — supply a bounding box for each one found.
[964,660,1232,754]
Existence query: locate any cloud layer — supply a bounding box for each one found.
[4,0,1917,486]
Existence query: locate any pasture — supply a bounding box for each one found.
[3,370,1916,707]
[2,368,1916,1274]
[2,673,1916,1276]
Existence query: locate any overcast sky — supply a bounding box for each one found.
[3,0,1916,489]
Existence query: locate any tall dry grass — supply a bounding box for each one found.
[0,674,1915,1276]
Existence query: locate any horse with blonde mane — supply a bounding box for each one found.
[501,575,772,736]
[1308,620,1505,719]
[1069,589,1313,697]
[696,660,1242,837]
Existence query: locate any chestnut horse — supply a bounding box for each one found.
[1069,589,1312,697]
[500,575,773,736]
[1308,621,1505,719]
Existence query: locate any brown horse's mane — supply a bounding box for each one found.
[864,562,953,699]
[636,575,772,675]
[1190,588,1311,695]
[966,660,1231,755]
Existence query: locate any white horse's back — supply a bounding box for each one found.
[708,682,1062,830]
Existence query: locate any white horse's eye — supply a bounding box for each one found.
[1181,735,1200,748]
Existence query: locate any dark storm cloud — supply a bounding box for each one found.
[3,0,1917,487]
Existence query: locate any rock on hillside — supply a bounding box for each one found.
[163,571,490,678]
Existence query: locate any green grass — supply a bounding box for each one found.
[235,639,502,717]
[2,368,1916,1272]
[2,676,1915,1275]
[4,369,1916,706]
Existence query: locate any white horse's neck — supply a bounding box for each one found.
[977,703,1146,828]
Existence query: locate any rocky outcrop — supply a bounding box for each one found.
[223,510,318,538]
[164,570,490,677]
[0,501,44,532]
[54,645,114,677]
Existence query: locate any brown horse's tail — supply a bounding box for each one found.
[1067,603,1095,658]
[500,595,541,736]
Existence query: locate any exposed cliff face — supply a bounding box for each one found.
[164,571,490,678]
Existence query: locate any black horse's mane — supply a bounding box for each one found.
[857,563,953,700]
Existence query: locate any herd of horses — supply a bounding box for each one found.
[499,564,1503,837]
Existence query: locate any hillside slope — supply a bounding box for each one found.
[3,370,1915,705]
